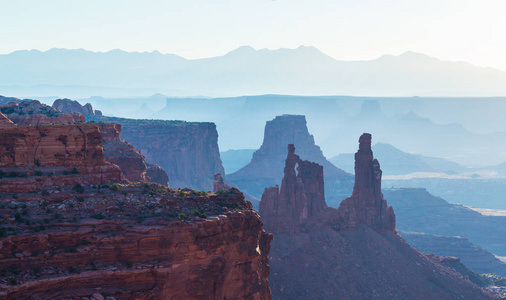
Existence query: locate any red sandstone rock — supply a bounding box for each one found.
[336,133,396,233]
[260,144,327,233]
[260,135,493,299]
[97,123,169,184]
[213,173,231,192]
[2,100,85,125]
[0,183,272,299]
[0,123,126,192]
[146,163,169,186]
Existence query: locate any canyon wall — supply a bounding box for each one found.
[1,100,85,125]
[87,116,225,191]
[0,111,272,299]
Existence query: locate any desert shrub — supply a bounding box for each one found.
[76,196,85,202]
[109,183,120,191]
[73,184,85,194]
[92,213,105,220]
[177,213,187,220]
[70,168,79,174]
[34,171,43,176]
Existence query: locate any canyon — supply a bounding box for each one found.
[261,135,495,299]
[0,110,272,299]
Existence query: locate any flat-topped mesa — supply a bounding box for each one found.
[213,173,231,192]
[260,144,327,232]
[336,133,396,233]
[1,100,85,125]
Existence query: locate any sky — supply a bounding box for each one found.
[2,0,506,70]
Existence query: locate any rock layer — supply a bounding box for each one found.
[146,163,169,186]
[0,121,125,192]
[86,116,225,191]
[0,183,272,299]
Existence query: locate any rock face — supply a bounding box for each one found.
[87,116,225,191]
[260,144,327,232]
[146,163,169,186]
[0,183,272,299]
[1,100,85,125]
[98,123,148,182]
[0,115,272,298]
[213,173,231,192]
[229,114,353,208]
[0,118,125,192]
[53,98,102,116]
[260,135,494,299]
[336,133,396,233]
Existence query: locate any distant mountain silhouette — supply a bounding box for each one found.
[331,142,469,175]
[2,46,506,97]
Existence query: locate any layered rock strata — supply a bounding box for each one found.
[229,114,353,208]
[87,116,225,191]
[260,136,494,299]
[0,121,125,193]
[0,183,272,299]
[97,123,149,183]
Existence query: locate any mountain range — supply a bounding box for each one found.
[3,46,506,97]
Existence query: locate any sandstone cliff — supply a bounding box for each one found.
[97,123,149,183]
[1,100,85,126]
[0,114,272,299]
[260,136,494,299]
[0,183,272,299]
[0,120,125,193]
[229,114,353,208]
[88,116,225,191]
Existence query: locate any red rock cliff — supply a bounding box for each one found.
[259,144,327,233]
[98,123,149,183]
[0,118,125,192]
[86,117,225,191]
[336,133,395,233]
[0,183,272,299]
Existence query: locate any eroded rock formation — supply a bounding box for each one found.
[0,119,125,192]
[1,100,85,125]
[0,113,272,299]
[260,135,494,299]
[98,123,148,183]
[86,116,225,191]
[213,173,231,192]
[146,163,169,186]
[53,98,102,116]
[336,133,395,233]
[260,144,327,232]
[229,114,353,208]
[0,183,272,299]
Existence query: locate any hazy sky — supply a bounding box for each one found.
[2,0,506,70]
